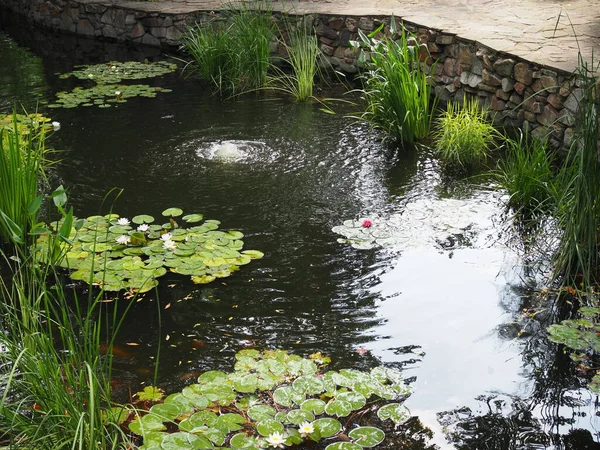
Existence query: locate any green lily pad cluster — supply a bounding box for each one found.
[0,112,55,139]
[547,306,600,393]
[49,60,177,109]
[48,84,172,109]
[58,61,177,84]
[35,208,263,292]
[123,350,411,449]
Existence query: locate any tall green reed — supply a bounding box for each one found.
[0,189,134,449]
[0,111,47,246]
[494,132,555,216]
[552,57,600,286]
[268,23,321,102]
[182,1,274,94]
[352,22,436,144]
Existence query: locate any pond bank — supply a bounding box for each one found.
[1,0,598,145]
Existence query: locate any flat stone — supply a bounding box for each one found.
[460,71,482,88]
[103,24,118,39]
[493,58,515,77]
[142,32,160,47]
[547,93,563,109]
[514,62,533,85]
[539,75,559,93]
[151,27,167,38]
[328,17,345,30]
[496,89,510,100]
[316,23,337,40]
[358,17,374,31]
[76,18,94,36]
[320,43,334,56]
[482,68,502,86]
[478,83,497,93]
[166,26,181,41]
[115,9,126,29]
[443,58,457,77]
[470,56,483,76]
[131,21,145,39]
[509,92,522,104]
[514,81,526,95]
[538,104,559,126]
[563,88,582,113]
[501,77,514,92]
[436,34,454,45]
[100,9,114,25]
[345,18,357,32]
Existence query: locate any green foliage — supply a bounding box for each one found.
[49,60,176,109]
[58,60,177,84]
[0,188,133,449]
[128,350,412,449]
[269,23,321,102]
[351,21,436,144]
[494,133,556,215]
[49,84,172,109]
[432,97,500,168]
[182,1,274,94]
[34,208,263,292]
[551,61,600,285]
[547,306,600,393]
[0,111,49,246]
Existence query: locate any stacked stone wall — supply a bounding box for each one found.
[0,0,581,147]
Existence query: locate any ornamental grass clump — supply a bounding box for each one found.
[433,97,501,168]
[269,23,321,102]
[182,1,274,94]
[352,21,436,144]
[495,132,556,216]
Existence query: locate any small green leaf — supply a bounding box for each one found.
[162,207,183,217]
[377,403,410,423]
[286,409,314,425]
[348,426,385,447]
[136,386,165,402]
[183,213,204,223]
[132,214,155,224]
[247,405,276,421]
[325,399,352,417]
[301,399,326,415]
[256,419,284,436]
[313,418,342,437]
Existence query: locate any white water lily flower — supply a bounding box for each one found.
[265,432,286,448]
[52,121,60,131]
[116,235,130,245]
[298,421,314,436]
[115,90,121,96]
[117,217,130,226]
[162,239,176,251]
[160,233,172,241]
[137,223,149,232]
[87,73,94,78]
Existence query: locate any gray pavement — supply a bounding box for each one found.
[116,0,600,74]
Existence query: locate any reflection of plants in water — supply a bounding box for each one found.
[35,208,263,292]
[49,60,177,108]
[120,350,413,449]
[0,33,48,109]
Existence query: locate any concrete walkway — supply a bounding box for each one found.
[117,0,600,74]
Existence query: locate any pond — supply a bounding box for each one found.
[1,10,599,449]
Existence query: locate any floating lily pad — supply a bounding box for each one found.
[377,403,410,423]
[133,214,155,224]
[183,214,203,223]
[347,427,385,447]
[162,207,183,217]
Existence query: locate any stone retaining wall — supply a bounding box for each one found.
[1,0,580,147]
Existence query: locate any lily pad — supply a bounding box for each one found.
[162,207,183,217]
[133,214,155,224]
[183,214,204,223]
[313,418,342,437]
[377,403,410,423]
[347,426,385,447]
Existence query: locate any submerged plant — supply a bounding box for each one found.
[123,350,412,449]
[35,207,264,292]
[494,132,555,215]
[351,21,436,144]
[433,97,500,168]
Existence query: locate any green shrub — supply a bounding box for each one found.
[495,133,555,215]
[433,97,500,167]
[352,23,436,144]
[182,1,273,94]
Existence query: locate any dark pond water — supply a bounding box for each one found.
[2,10,600,449]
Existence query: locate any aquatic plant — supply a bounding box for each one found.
[268,23,321,102]
[551,58,600,286]
[182,1,274,94]
[432,97,500,168]
[0,111,49,246]
[48,84,172,109]
[58,60,177,84]
[351,21,436,144]
[547,305,600,393]
[494,132,555,215]
[49,60,177,109]
[123,350,411,449]
[332,194,501,250]
[0,188,133,449]
[35,207,263,292]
